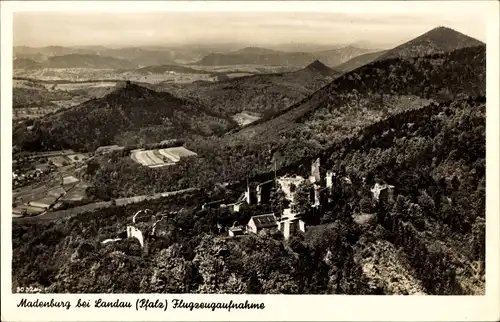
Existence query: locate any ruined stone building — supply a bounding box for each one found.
[126,225,144,248]
[371,183,395,203]
[256,179,274,204]
[309,157,321,184]
[202,199,224,210]
[228,221,245,236]
[276,175,306,202]
[101,209,172,252]
[278,208,306,240]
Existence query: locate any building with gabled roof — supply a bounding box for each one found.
[247,213,278,234]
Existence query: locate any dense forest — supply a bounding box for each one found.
[81,45,485,199]
[159,60,340,117]
[12,95,485,294]
[13,82,237,152]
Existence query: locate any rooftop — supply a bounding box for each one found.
[249,214,278,228]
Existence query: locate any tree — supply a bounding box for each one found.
[359,197,374,213]
[291,181,313,216]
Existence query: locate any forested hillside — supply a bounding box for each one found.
[12,96,485,294]
[159,60,340,117]
[82,45,485,199]
[13,82,237,152]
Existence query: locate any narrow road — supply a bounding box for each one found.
[14,188,199,222]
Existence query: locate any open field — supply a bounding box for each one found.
[14,68,218,85]
[232,111,262,126]
[60,181,90,202]
[12,149,92,217]
[52,82,117,90]
[131,146,197,168]
[13,64,298,87]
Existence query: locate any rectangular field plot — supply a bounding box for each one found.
[131,146,197,168]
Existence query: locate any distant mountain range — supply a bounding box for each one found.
[13,46,176,67]
[14,54,138,69]
[193,46,376,67]
[14,26,486,154]
[313,46,376,66]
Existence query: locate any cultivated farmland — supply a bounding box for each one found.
[131,146,197,168]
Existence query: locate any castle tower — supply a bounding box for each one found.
[310,158,320,184]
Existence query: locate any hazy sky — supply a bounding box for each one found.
[13,11,486,48]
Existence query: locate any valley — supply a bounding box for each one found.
[10,25,487,296]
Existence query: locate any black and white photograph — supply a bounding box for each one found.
[4,0,498,306]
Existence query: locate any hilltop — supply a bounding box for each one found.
[80,44,486,200]
[157,60,340,117]
[303,59,336,77]
[13,82,237,152]
[232,45,485,147]
[233,47,279,55]
[12,87,486,296]
[376,26,485,61]
[335,27,483,72]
